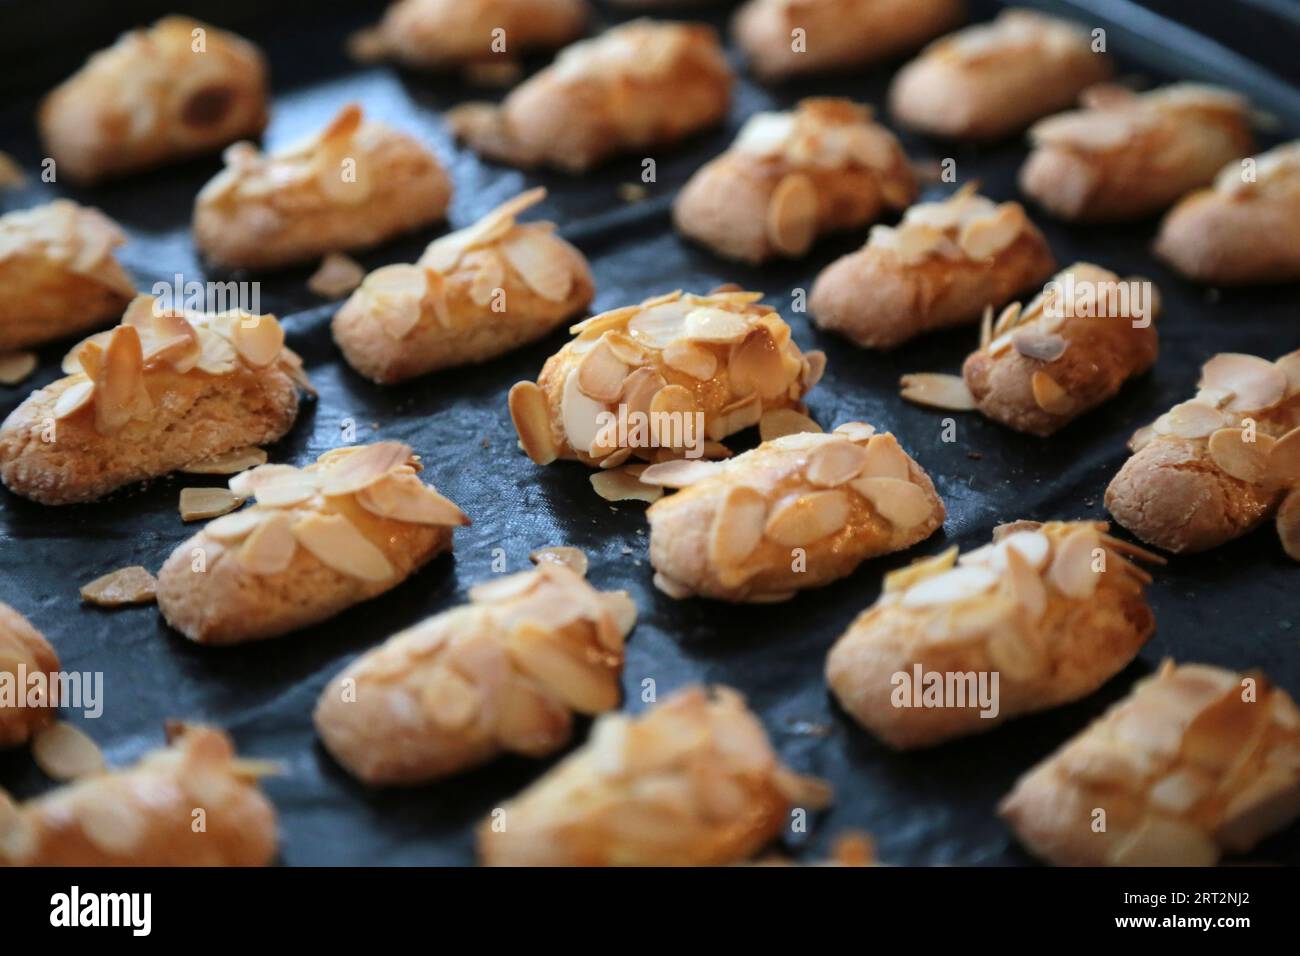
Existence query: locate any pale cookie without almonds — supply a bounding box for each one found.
[0,723,278,866]
[477,685,831,866]
[156,442,468,644]
[508,288,826,469]
[447,19,732,172]
[642,422,945,602]
[890,8,1112,141]
[1020,83,1255,222]
[674,98,917,264]
[0,602,60,749]
[333,188,594,384]
[39,16,269,184]
[827,520,1160,749]
[0,296,308,505]
[1106,350,1300,554]
[194,103,452,271]
[1000,661,1300,866]
[0,202,134,353]
[315,562,635,785]
[811,184,1056,349]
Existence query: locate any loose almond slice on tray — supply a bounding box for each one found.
[80,566,158,606]
[899,373,977,411]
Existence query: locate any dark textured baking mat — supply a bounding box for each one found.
[1,0,1298,865]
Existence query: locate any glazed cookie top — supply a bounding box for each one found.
[352,188,585,339]
[51,296,308,437]
[924,8,1095,65]
[1028,83,1249,155]
[0,201,132,294]
[196,103,432,211]
[1212,141,1300,200]
[1129,351,1300,483]
[549,18,729,85]
[865,184,1037,265]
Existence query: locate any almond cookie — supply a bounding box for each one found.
[1020,83,1254,222]
[810,185,1056,349]
[0,296,308,505]
[446,20,732,172]
[0,202,134,353]
[1000,661,1300,866]
[944,262,1159,436]
[1105,351,1300,554]
[0,723,278,866]
[733,0,963,80]
[889,9,1112,141]
[156,442,468,644]
[827,520,1159,749]
[316,562,635,785]
[507,288,826,468]
[39,16,269,184]
[1155,141,1300,285]
[333,188,593,384]
[673,98,917,264]
[349,0,588,70]
[0,603,60,749]
[193,104,452,271]
[640,422,945,602]
[477,685,831,865]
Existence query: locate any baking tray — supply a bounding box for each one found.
[1,0,1298,866]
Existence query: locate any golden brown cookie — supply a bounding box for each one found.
[0,602,60,749]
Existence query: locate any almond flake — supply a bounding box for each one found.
[759,408,821,441]
[530,546,589,577]
[80,566,158,606]
[849,476,932,529]
[32,722,106,782]
[900,566,997,608]
[96,325,151,435]
[319,441,412,496]
[0,351,37,386]
[307,252,365,298]
[506,622,619,714]
[860,433,911,480]
[179,487,245,522]
[1156,400,1229,439]
[663,340,717,380]
[1206,428,1275,484]
[1003,545,1047,620]
[195,326,239,374]
[1277,350,1300,395]
[637,459,719,488]
[729,327,788,399]
[1267,426,1300,484]
[509,381,559,465]
[500,227,574,302]
[292,513,396,582]
[229,314,285,369]
[1277,490,1300,561]
[1200,353,1288,413]
[561,369,610,456]
[802,350,827,389]
[883,546,958,593]
[365,265,428,338]
[181,446,268,475]
[576,338,630,402]
[1046,526,1100,599]
[53,380,95,420]
[205,508,267,542]
[900,372,977,411]
[958,204,1024,260]
[1012,329,1068,362]
[253,471,320,508]
[1030,371,1072,415]
[765,172,818,257]
[805,439,870,487]
[764,490,851,546]
[591,466,663,503]
[709,486,767,567]
[237,512,297,575]
[356,473,469,526]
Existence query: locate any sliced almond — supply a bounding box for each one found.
[706,392,761,441]
[765,172,818,257]
[0,351,37,386]
[621,367,667,420]
[1156,400,1228,439]
[860,433,911,480]
[663,340,717,381]
[637,459,719,488]
[179,487,245,522]
[1012,329,1068,362]
[53,380,95,420]
[1277,350,1300,395]
[529,546,588,577]
[590,467,663,503]
[95,325,151,435]
[506,622,619,714]
[763,490,851,546]
[509,381,558,465]
[291,513,396,582]
[900,566,997,608]
[900,372,976,411]
[500,227,574,302]
[729,327,788,399]
[1201,352,1288,413]
[79,565,158,606]
[832,422,877,443]
[1030,370,1072,415]
[253,470,320,508]
[759,408,821,441]
[849,476,933,529]
[365,264,428,338]
[576,338,630,402]
[805,439,869,487]
[683,307,750,345]
[320,441,413,496]
[1046,526,1100,599]
[561,369,609,456]
[181,446,268,475]
[205,508,268,543]
[626,300,691,348]
[603,332,647,367]
[307,252,365,298]
[195,326,239,374]
[802,350,827,390]
[986,628,1045,680]
[237,511,297,575]
[1267,426,1300,484]
[356,473,469,526]
[1277,489,1300,562]
[883,546,958,593]
[230,314,285,368]
[1206,427,1275,484]
[708,486,767,567]
[420,667,483,732]
[1004,545,1047,620]
[32,722,106,782]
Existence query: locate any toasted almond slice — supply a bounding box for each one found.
[561,369,610,456]
[53,379,95,420]
[706,392,762,442]
[849,476,932,529]
[139,311,201,372]
[637,459,719,488]
[621,367,667,420]
[529,546,589,577]
[832,422,876,443]
[900,566,997,608]
[1128,423,1156,452]
[366,265,429,338]
[506,622,619,714]
[992,301,1023,336]
[292,513,396,582]
[1030,370,1072,415]
[663,339,717,380]
[1277,350,1300,395]
[572,305,638,338]
[1156,400,1228,439]
[356,473,469,526]
[1012,329,1068,362]
[195,326,239,374]
[682,307,750,345]
[625,300,693,349]
[729,327,788,399]
[237,511,297,575]
[419,667,482,731]
[892,222,945,265]
[576,338,630,402]
[709,486,768,567]
[231,314,285,368]
[1046,526,1100,599]
[805,439,869,487]
[884,546,958,592]
[319,441,412,496]
[500,227,574,302]
[1207,428,1275,484]
[96,325,150,435]
[1276,489,1300,562]
[0,351,37,386]
[181,446,268,475]
[649,383,696,418]
[900,372,976,411]
[179,487,245,522]
[590,466,663,503]
[802,350,827,390]
[307,252,365,298]
[32,722,106,782]
[467,248,506,306]
[254,470,320,508]
[765,172,818,257]
[79,565,158,606]
[603,331,647,367]
[469,569,543,604]
[764,490,850,546]
[1004,545,1047,620]
[509,380,558,465]
[860,433,911,480]
[205,508,268,542]
[759,408,821,441]
[986,627,1045,680]
[1201,353,1288,413]
[1268,426,1300,484]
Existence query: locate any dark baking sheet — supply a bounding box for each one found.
[1,0,1299,866]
